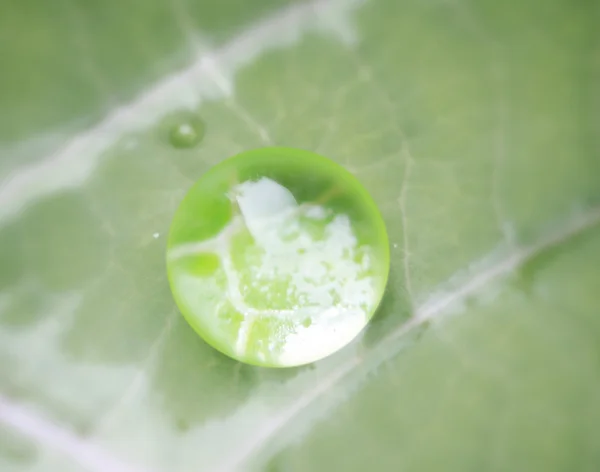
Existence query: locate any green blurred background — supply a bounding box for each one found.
[1,0,599,471]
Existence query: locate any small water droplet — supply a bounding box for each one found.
[168,115,205,149]
[153,232,160,239]
[393,243,398,248]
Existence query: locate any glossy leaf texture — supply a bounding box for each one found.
[1,0,599,471]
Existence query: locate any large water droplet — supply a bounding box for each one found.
[166,114,205,149]
[166,147,391,368]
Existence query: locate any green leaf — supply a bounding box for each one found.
[1,0,599,471]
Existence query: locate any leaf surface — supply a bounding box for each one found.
[1,0,599,471]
